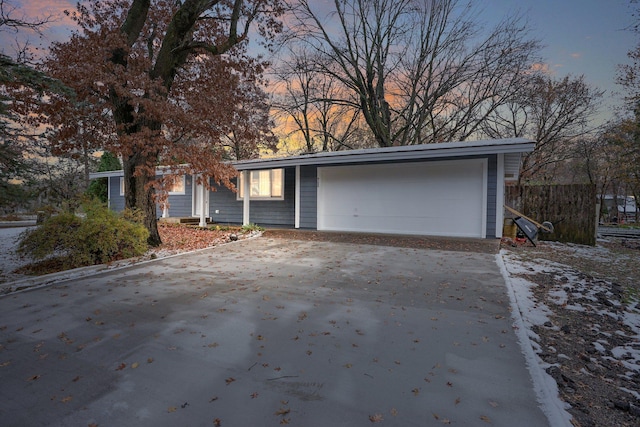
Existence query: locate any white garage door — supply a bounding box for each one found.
[317,159,487,237]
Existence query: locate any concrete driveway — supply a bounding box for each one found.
[0,236,550,427]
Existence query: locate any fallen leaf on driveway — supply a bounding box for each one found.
[225,377,235,385]
[131,362,139,369]
[167,406,177,413]
[275,407,290,416]
[60,396,72,403]
[369,413,383,422]
[115,363,126,371]
[26,374,40,381]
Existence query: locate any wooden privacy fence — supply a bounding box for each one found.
[505,184,597,246]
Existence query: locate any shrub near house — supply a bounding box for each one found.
[17,200,149,269]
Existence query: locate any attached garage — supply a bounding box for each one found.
[317,159,487,237]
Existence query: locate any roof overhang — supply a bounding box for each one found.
[233,138,535,170]
[89,138,535,178]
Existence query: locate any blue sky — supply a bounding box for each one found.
[484,0,637,115]
[2,0,638,121]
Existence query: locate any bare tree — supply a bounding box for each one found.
[272,46,365,153]
[285,0,541,147]
[481,74,604,183]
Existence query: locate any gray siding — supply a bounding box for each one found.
[107,175,192,218]
[209,168,296,227]
[209,181,243,223]
[299,166,317,229]
[159,176,193,218]
[108,177,125,212]
[486,155,497,238]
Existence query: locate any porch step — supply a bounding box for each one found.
[159,217,209,224]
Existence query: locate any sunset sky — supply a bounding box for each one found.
[1,0,637,122]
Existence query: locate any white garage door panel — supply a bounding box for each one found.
[318,160,486,237]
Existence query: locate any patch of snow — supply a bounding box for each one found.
[593,342,606,353]
[497,251,574,427]
[548,288,568,305]
[619,387,640,400]
[501,246,640,406]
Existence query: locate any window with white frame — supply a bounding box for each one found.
[120,175,186,195]
[166,175,186,195]
[237,169,284,200]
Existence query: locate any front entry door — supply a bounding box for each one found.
[192,178,209,219]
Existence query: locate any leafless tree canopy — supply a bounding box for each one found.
[282,0,543,148]
[481,74,604,183]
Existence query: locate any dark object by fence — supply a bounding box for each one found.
[505,184,596,246]
[513,217,539,246]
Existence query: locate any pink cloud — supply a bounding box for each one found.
[530,62,552,74]
[0,1,77,58]
[15,0,76,23]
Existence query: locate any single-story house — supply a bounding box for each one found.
[89,138,534,239]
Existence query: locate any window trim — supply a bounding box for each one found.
[120,175,186,196]
[167,175,186,195]
[237,168,284,201]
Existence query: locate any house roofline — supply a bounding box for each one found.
[233,138,535,170]
[89,138,535,178]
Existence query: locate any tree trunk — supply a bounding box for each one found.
[123,154,161,246]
